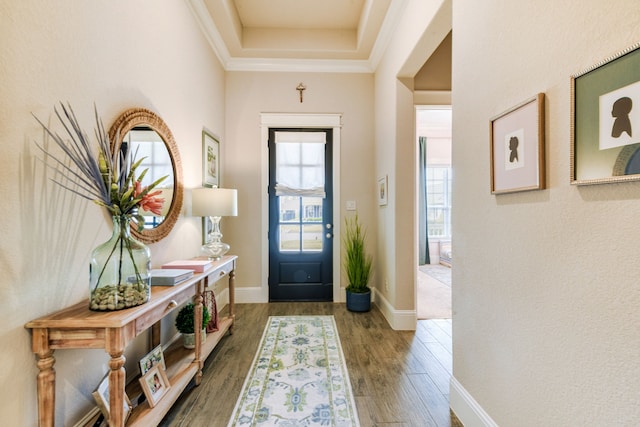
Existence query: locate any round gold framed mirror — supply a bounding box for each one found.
[109,108,183,243]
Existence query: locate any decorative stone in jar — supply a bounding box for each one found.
[89,215,151,311]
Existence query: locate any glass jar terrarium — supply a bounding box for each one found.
[89,215,151,311]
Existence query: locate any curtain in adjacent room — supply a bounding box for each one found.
[418,136,430,265]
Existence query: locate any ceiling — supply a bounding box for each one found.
[186,0,451,88]
[187,0,403,72]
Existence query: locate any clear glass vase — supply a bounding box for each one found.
[89,215,151,311]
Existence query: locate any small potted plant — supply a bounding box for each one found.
[175,303,211,349]
[343,214,373,312]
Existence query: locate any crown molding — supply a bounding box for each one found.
[368,0,408,70]
[224,57,374,73]
[186,0,232,67]
[187,0,408,74]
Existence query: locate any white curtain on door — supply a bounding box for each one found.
[275,131,326,198]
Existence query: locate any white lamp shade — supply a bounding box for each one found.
[191,187,238,217]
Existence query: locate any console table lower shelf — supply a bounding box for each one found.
[126,316,233,426]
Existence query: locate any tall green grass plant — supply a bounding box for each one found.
[343,214,373,293]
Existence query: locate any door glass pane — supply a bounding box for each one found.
[302,197,322,222]
[279,197,324,252]
[275,136,328,254]
[279,196,299,222]
[302,224,323,251]
[280,224,300,251]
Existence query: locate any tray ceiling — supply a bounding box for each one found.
[187,0,401,72]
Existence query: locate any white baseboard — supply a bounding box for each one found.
[235,285,344,304]
[372,288,417,331]
[235,285,268,303]
[229,285,415,333]
[450,377,499,427]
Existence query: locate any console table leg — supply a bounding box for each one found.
[194,289,204,386]
[107,352,126,427]
[228,269,236,334]
[35,349,56,427]
[32,328,56,427]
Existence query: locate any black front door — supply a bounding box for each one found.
[268,128,333,301]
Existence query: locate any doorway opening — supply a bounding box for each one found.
[416,106,452,319]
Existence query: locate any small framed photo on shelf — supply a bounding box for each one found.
[139,365,170,408]
[571,42,640,185]
[490,93,545,194]
[202,128,220,188]
[139,345,166,376]
[377,175,388,206]
[92,373,132,422]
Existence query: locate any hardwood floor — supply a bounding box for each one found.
[159,303,462,427]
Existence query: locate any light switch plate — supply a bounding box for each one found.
[346,200,356,211]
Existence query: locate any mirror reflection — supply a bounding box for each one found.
[122,127,175,229]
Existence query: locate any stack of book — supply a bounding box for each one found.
[150,269,194,286]
[161,259,213,273]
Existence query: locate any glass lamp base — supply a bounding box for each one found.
[201,241,230,261]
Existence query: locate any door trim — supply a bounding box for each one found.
[260,113,343,302]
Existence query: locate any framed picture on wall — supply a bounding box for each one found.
[202,129,220,188]
[571,42,640,185]
[378,175,388,206]
[490,93,545,194]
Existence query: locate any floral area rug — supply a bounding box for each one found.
[228,316,360,427]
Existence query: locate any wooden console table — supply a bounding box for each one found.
[25,255,237,427]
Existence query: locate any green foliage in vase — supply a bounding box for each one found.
[343,214,373,293]
[175,303,211,334]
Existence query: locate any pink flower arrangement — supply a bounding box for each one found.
[135,181,165,216]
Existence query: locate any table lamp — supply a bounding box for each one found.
[191,187,238,260]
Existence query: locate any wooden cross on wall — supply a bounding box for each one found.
[296,83,306,103]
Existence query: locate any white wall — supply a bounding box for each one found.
[0,1,225,425]
[224,71,376,296]
[451,0,640,425]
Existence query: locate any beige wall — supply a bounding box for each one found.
[224,72,376,295]
[451,0,640,425]
[373,0,451,324]
[0,1,224,425]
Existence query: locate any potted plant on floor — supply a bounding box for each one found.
[343,214,373,312]
[175,303,211,349]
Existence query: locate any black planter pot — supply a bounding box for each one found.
[346,289,371,312]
